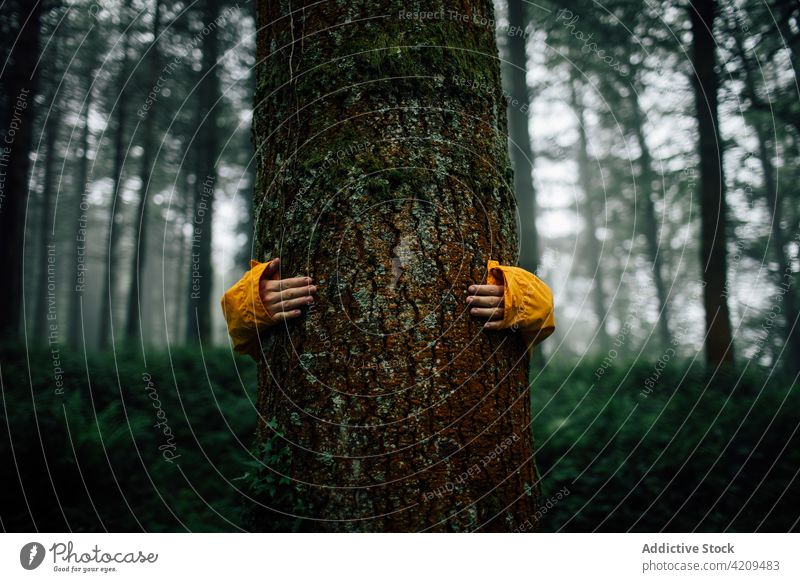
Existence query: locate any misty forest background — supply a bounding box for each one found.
[1,0,799,532]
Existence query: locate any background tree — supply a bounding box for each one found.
[0,0,43,338]
[690,0,735,365]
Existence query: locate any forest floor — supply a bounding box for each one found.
[1,344,797,532]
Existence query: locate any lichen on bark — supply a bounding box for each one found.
[249,0,541,532]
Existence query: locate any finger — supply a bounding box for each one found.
[273,295,314,313]
[483,320,504,331]
[470,307,504,320]
[264,257,281,278]
[468,284,503,296]
[272,309,302,322]
[466,294,503,308]
[268,285,316,303]
[264,286,315,306]
[265,276,314,291]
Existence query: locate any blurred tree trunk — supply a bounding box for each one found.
[503,0,544,368]
[126,0,162,340]
[249,0,543,532]
[569,76,611,347]
[0,0,42,338]
[689,0,735,365]
[504,0,539,274]
[173,162,193,343]
[98,0,133,348]
[35,103,62,341]
[67,55,96,346]
[185,0,221,344]
[629,94,673,349]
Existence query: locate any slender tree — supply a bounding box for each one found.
[689,0,735,365]
[98,0,134,348]
[248,0,544,531]
[503,0,540,274]
[67,44,97,347]
[185,0,221,344]
[126,0,163,340]
[34,100,63,341]
[570,74,611,347]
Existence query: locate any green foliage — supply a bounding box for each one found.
[2,344,797,531]
[533,358,800,532]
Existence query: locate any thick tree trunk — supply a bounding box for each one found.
[569,76,611,348]
[126,0,162,340]
[249,0,542,532]
[185,0,220,344]
[690,0,735,365]
[98,0,133,348]
[0,0,42,338]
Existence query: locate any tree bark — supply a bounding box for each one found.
[0,0,42,338]
[126,0,162,340]
[689,0,735,365]
[249,0,543,532]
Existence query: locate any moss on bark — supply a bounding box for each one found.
[249,0,541,532]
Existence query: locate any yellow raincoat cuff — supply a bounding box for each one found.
[487,259,556,350]
[220,259,276,358]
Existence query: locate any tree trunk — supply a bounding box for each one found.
[67,63,95,347]
[249,0,543,532]
[504,0,539,274]
[126,0,162,340]
[185,0,221,344]
[35,104,62,342]
[689,0,735,365]
[569,76,611,348]
[0,0,42,338]
[629,94,673,349]
[503,0,544,369]
[98,0,133,348]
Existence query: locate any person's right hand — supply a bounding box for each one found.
[258,257,317,323]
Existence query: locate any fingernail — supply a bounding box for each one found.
[466,297,473,303]
[468,286,476,292]
[310,286,317,292]
[307,296,314,303]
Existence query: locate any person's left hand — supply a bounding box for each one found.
[467,269,505,330]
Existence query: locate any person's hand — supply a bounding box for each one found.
[467,267,505,330]
[259,258,317,323]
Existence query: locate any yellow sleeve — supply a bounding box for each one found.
[220,259,277,360]
[487,260,556,351]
